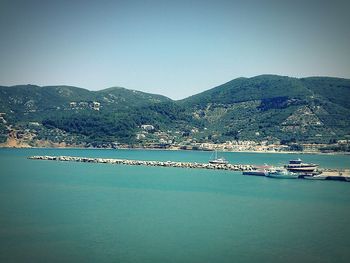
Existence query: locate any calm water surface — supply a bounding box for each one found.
[1,148,350,263]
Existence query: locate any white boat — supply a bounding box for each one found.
[304,174,328,180]
[242,165,271,176]
[266,169,299,179]
[286,159,318,173]
[209,150,228,165]
[243,169,269,176]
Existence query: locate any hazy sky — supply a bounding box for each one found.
[1,0,349,99]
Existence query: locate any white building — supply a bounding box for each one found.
[141,125,155,131]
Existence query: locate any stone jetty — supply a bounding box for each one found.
[28,155,350,181]
[28,155,254,171]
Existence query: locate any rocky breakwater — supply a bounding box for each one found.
[28,155,254,171]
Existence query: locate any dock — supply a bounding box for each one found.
[28,155,350,182]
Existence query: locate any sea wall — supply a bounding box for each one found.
[28,155,350,182]
[28,155,254,171]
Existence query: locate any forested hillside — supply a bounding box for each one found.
[0,75,349,147]
[180,75,350,143]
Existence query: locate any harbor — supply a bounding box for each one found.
[3,148,350,263]
[28,155,350,182]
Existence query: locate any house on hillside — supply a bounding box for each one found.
[92,101,100,111]
[141,125,155,131]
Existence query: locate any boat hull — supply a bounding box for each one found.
[285,159,318,173]
[287,166,318,173]
[209,160,228,165]
[304,175,327,180]
[209,150,228,165]
[243,170,268,176]
[266,173,299,179]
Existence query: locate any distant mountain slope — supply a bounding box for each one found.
[0,84,192,145]
[179,75,350,143]
[0,85,171,115]
[0,85,91,114]
[0,75,349,146]
[179,75,312,106]
[93,87,172,113]
[0,84,175,124]
[300,77,350,110]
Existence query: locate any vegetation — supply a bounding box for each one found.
[1,75,350,146]
[180,75,350,143]
[0,123,7,143]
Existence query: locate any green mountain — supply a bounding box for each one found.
[0,75,350,147]
[0,84,193,146]
[0,85,171,117]
[179,75,350,143]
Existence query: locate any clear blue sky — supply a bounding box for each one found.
[1,0,349,99]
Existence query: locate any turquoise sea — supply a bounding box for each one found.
[1,148,350,263]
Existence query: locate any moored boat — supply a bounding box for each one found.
[266,169,299,179]
[285,158,318,173]
[243,169,269,176]
[243,165,272,176]
[209,150,228,165]
[304,174,328,180]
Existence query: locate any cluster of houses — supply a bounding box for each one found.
[69,101,100,111]
[134,123,350,152]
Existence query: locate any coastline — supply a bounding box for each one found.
[1,144,350,156]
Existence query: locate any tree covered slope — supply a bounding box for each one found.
[0,75,349,146]
[179,75,350,143]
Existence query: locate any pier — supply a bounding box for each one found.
[28,155,254,171]
[28,155,350,181]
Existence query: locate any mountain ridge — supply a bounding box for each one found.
[1,75,350,147]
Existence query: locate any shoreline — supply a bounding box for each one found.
[1,145,350,156]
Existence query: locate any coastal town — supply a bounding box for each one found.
[1,117,349,155]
